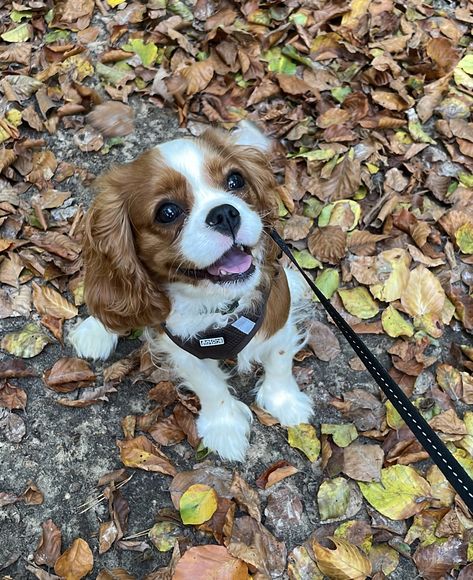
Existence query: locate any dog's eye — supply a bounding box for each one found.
[226,172,245,190]
[156,202,183,224]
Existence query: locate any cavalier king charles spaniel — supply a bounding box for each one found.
[70,121,313,461]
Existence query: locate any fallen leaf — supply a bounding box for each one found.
[317,477,351,521]
[338,287,379,319]
[43,358,95,392]
[307,320,341,361]
[54,538,93,580]
[312,537,372,580]
[34,519,62,568]
[256,460,299,489]
[1,323,50,358]
[179,484,218,525]
[343,443,384,482]
[149,521,181,552]
[87,102,134,137]
[32,282,78,320]
[287,423,320,461]
[173,545,248,580]
[321,423,358,448]
[117,436,177,476]
[0,381,27,410]
[359,465,431,520]
[401,266,446,319]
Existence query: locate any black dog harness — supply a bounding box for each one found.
[161,297,267,360]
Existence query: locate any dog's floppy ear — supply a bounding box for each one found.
[232,120,272,153]
[83,166,169,334]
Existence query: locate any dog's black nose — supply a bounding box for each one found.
[206,204,241,237]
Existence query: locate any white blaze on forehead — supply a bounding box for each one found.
[157,138,217,202]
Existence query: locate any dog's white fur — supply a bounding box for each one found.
[69,122,313,461]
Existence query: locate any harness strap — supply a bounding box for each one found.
[269,228,473,514]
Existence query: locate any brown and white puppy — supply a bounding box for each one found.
[70,122,313,461]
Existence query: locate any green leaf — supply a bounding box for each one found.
[303,197,324,219]
[149,522,181,552]
[293,249,321,270]
[287,423,320,462]
[314,268,340,301]
[1,23,31,42]
[179,484,218,525]
[407,110,436,144]
[168,0,194,21]
[289,12,308,26]
[339,287,379,319]
[381,305,414,338]
[292,148,335,161]
[331,86,352,103]
[321,423,358,448]
[122,39,158,68]
[359,465,431,520]
[317,477,350,521]
[11,10,33,22]
[44,29,70,43]
[263,48,297,75]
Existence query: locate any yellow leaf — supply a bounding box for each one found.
[400,266,446,318]
[370,248,410,302]
[317,478,350,521]
[54,538,93,580]
[118,435,177,476]
[341,0,372,28]
[359,465,431,520]
[312,537,372,580]
[149,521,181,552]
[338,287,379,319]
[1,323,50,358]
[1,23,31,42]
[455,222,473,254]
[381,305,414,338]
[179,483,218,525]
[287,423,320,462]
[107,0,126,5]
[32,282,78,320]
[321,423,358,448]
[385,400,404,430]
[318,200,361,232]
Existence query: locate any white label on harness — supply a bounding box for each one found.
[199,337,225,347]
[231,316,255,335]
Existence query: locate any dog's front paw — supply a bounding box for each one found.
[69,316,118,361]
[257,381,313,426]
[197,399,252,462]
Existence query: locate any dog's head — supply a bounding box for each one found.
[83,122,279,332]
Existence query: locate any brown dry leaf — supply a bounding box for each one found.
[413,537,466,580]
[21,482,44,505]
[57,383,118,407]
[87,102,135,137]
[307,320,341,361]
[429,408,466,435]
[180,60,215,96]
[308,226,347,264]
[149,415,186,446]
[256,460,299,489]
[343,443,384,482]
[316,154,361,202]
[0,381,27,410]
[99,521,118,555]
[0,407,26,443]
[117,435,177,476]
[54,538,94,580]
[29,232,81,261]
[0,359,35,379]
[147,381,177,408]
[104,350,141,385]
[43,358,95,392]
[331,389,384,431]
[0,253,23,287]
[250,403,279,426]
[400,266,446,318]
[0,284,32,318]
[34,519,62,568]
[227,515,287,577]
[173,402,200,448]
[32,282,78,320]
[349,256,379,285]
[427,37,460,73]
[312,537,372,580]
[41,315,63,342]
[173,545,248,580]
[229,471,261,521]
[283,215,313,241]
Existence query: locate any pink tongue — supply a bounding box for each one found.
[207,247,252,276]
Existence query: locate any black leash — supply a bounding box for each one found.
[270,228,473,513]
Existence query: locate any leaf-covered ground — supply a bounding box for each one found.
[1,0,473,578]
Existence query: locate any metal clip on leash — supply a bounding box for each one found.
[269,228,473,514]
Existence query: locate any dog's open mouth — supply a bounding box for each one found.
[181,244,255,283]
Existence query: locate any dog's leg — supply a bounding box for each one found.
[69,316,119,360]
[255,322,313,426]
[158,336,252,461]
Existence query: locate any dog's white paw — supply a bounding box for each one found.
[69,316,118,361]
[197,399,252,462]
[257,381,313,426]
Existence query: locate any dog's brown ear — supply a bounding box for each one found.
[83,167,169,334]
